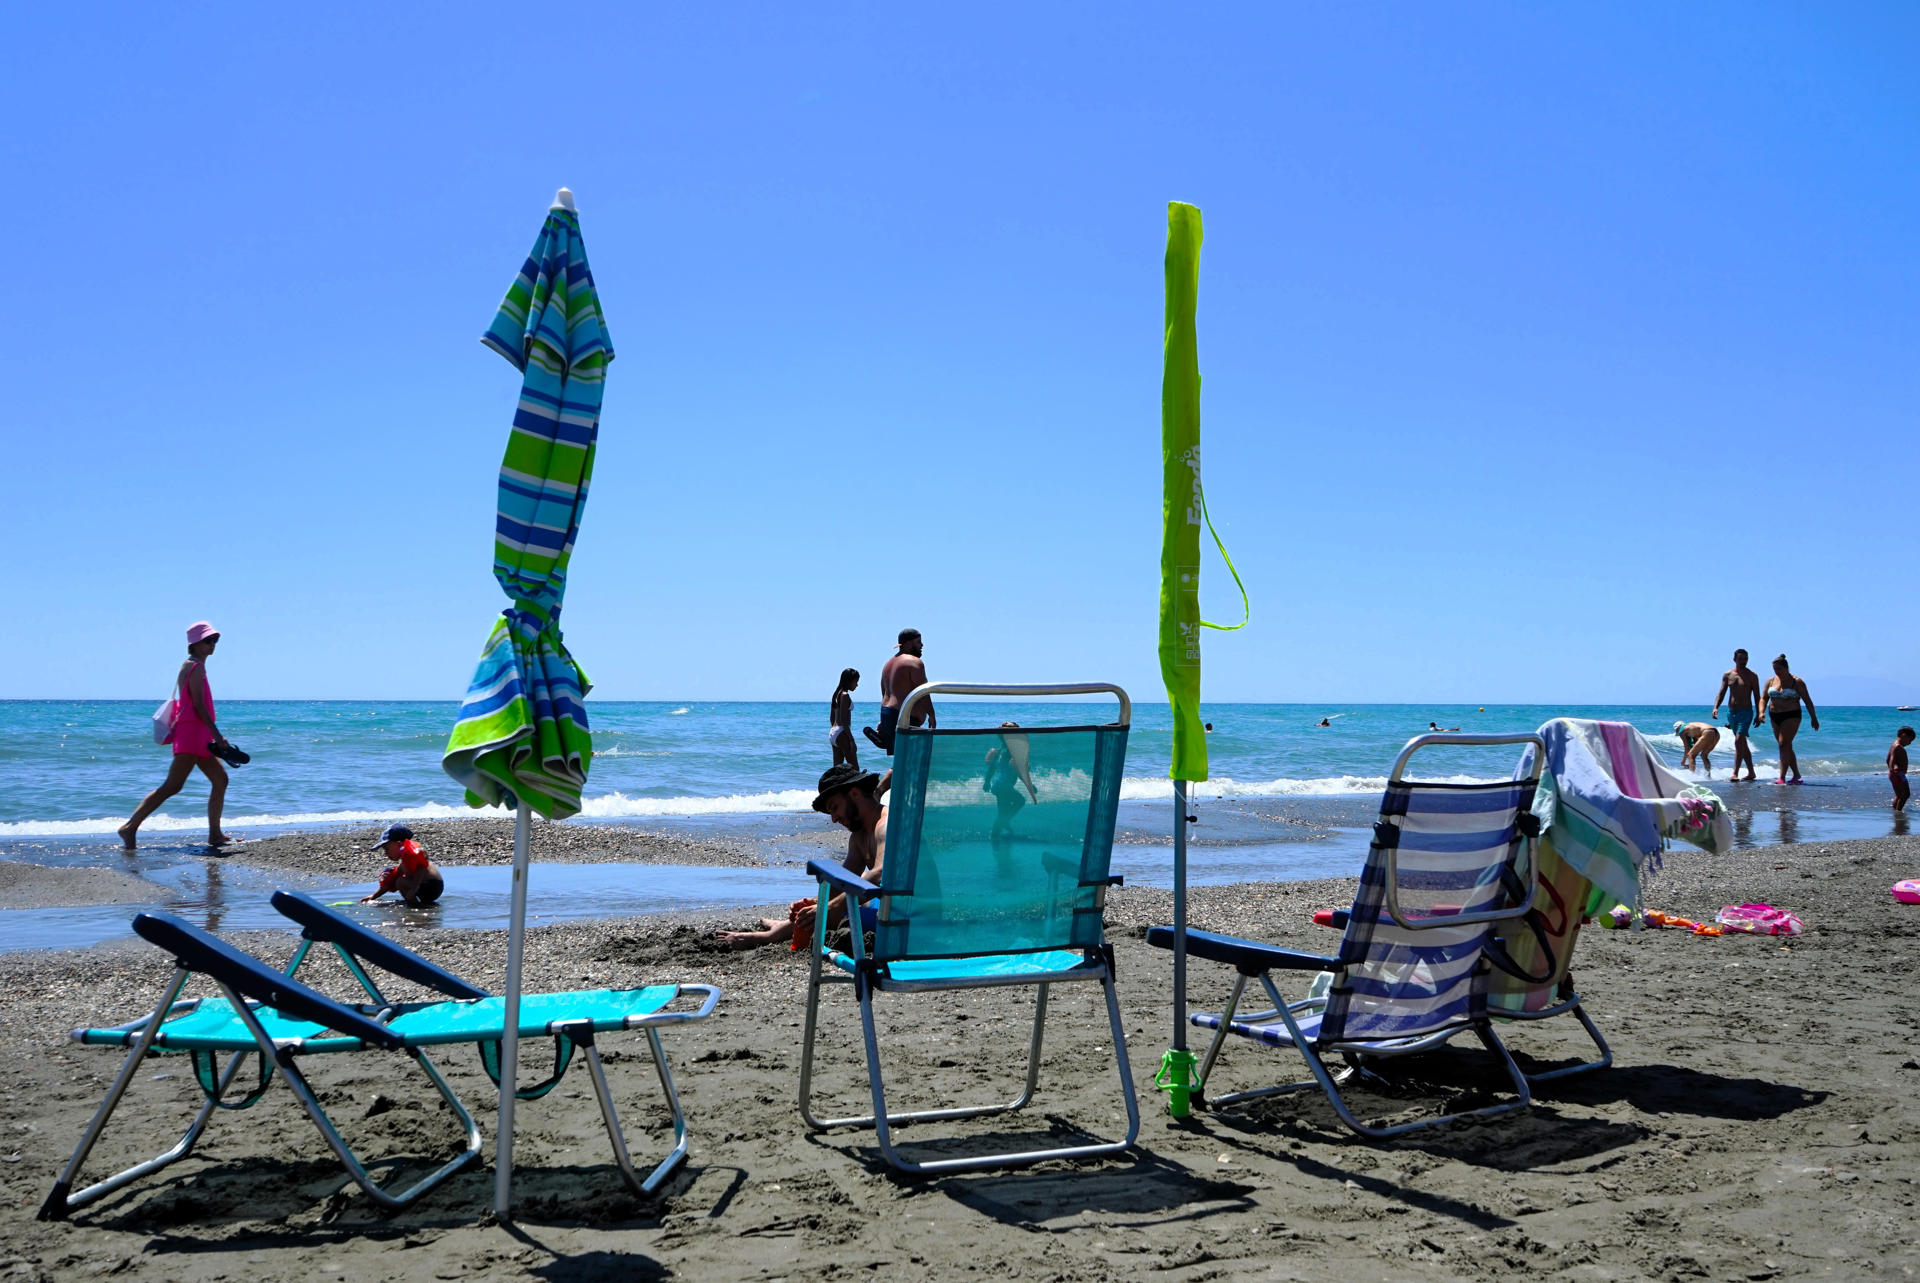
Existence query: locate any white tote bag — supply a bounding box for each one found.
[152,678,181,745]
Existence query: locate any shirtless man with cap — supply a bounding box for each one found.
[719,765,887,950]
[862,628,936,755]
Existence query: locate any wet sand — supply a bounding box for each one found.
[2,833,1917,1281]
[0,863,168,911]
[224,818,769,878]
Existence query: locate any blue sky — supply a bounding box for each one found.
[5,4,1914,704]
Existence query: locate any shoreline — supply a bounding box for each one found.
[1,833,1916,1279]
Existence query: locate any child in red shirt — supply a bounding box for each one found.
[361,823,445,906]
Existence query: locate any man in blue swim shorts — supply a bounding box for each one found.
[1712,649,1762,782]
[863,628,934,756]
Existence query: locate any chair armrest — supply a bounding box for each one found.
[806,860,881,902]
[1144,926,1340,976]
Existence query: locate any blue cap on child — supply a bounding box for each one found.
[372,823,415,849]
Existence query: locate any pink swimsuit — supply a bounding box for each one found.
[172,662,217,758]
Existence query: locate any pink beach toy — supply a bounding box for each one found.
[1714,904,1804,936]
[1893,880,1920,906]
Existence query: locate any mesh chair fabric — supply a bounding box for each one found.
[876,724,1126,962]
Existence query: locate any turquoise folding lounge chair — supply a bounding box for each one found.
[1147,733,1546,1139]
[270,890,718,1196]
[799,682,1140,1175]
[40,912,481,1219]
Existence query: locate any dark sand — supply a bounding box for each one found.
[225,818,767,878]
[0,863,170,911]
[2,833,1917,1281]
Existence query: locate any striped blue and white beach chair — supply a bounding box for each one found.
[1148,733,1546,1139]
[799,683,1140,1175]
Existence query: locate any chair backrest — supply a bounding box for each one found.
[131,912,402,1050]
[1321,734,1543,1044]
[875,683,1129,963]
[272,891,491,1001]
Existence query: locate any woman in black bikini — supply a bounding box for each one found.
[1759,654,1819,784]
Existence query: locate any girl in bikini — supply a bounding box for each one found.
[828,668,860,769]
[1759,654,1819,784]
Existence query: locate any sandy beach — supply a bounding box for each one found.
[226,819,772,878]
[2,831,1916,1281]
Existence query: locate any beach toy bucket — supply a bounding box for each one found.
[1893,880,1920,905]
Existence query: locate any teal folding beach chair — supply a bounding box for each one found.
[1148,733,1545,1139]
[799,682,1139,1175]
[41,903,719,1220]
[269,890,718,1197]
[40,911,481,1220]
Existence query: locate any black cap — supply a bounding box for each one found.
[372,823,415,848]
[811,764,879,813]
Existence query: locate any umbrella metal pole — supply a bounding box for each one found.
[494,800,532,1217]
[1172,780,1188,1050]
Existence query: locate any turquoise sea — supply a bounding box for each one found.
[2,699,1909,951]
[2,698,1908,839]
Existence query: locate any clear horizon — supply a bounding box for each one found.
[5,5,1913,706]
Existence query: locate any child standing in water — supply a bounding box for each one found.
[361,824,444,906]
[1891,727,1914,812]
[829,668,860,769]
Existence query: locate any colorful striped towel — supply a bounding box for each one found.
[443,204,611,820]
[1523,718,1731,911]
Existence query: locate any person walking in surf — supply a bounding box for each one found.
[119,622,236,849]
[1759,654,1819,784]
[1711,648,1763,782]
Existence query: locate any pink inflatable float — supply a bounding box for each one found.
[1893,880,1920,905]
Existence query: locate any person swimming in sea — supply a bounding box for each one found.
[361,823,444,906]
[1428,721,1460,732]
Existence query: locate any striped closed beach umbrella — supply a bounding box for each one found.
[443,190,610,818]
[440,188,612,1216]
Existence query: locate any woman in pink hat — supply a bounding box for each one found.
[119,622,236,848]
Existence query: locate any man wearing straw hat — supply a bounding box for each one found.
[719,765,887,950]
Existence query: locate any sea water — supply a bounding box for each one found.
[1,700,1908,950]
[2,699,1907,836]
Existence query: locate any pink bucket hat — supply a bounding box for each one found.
[185,621,220,645]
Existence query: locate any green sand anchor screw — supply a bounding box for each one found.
[1154,1047,1199,1118]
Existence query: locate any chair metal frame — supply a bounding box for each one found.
[1165,732,1548,1139]
[40,917,480,1221]
[272,890,719,1197]
[798,682,1141,1175]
